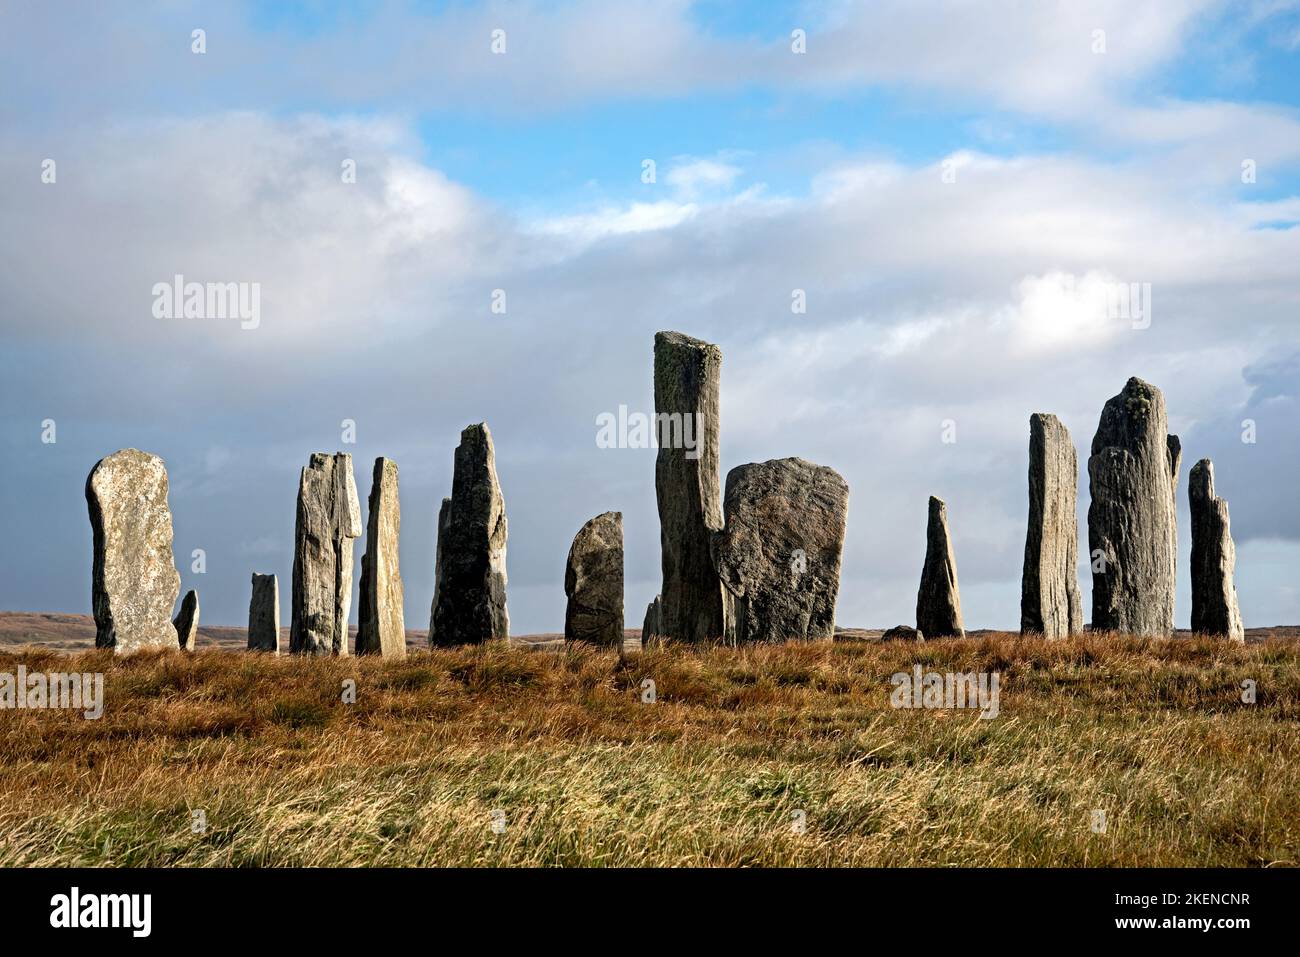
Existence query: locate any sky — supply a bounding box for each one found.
[1,0,1299,633]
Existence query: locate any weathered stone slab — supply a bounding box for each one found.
[1167,436,1183,614]
[248,573,280,653]
[85,448,182,653]
[1189,459,1245,642]
[654,331,732,642]
[1020,413,1083,638]
[564,511,624,645]
[427,497,451,646]
[916,496,964,639]
[881,625,924,642]
[640,595,662,644]
[429,424,509,645]
[173,589,199,651]
[711,457,849,643]
[357,457,406,658]
[290,452,362,656]
[1087,378,1179,636]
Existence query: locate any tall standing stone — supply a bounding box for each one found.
[430,424,509,645]
[248,573,280,654]
[357,457,406,658]
[1167,435,1183,606]
[290,452,362,656]
[640,595,662,644]
[427,497,451,645]
[711,458,849,643]
[564,512,624,645]
[916,496,964,639]
[1189,459,1245,642]
[173,589,200,651]
[654,331,732,643]
[1020,413,1083,638]
[86,448,182,653]
[1087,378,1179,636]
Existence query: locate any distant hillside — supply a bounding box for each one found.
[1,611,1294,652]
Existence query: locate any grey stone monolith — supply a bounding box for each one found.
[654,331,732,642]
[1189,459,1245,642]
[174,589,199,651]
[640,595,662,644]
[1020,413,1083,638]
[916,496,964,638]
[564,511,624,646]
[429,424,509,645]
[86,448,182,653]
[711,457,849,643]
[358,457,406,658]
[881,625,924,642]
[248,573,280,653]
[290,452,362,656]
[1087,378,1179,636]
[427,497,451,646]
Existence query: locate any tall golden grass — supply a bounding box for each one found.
[1,632,1296,866]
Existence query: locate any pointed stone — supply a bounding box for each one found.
[430,424,509,645]
[1087,378,1179,636]
[173,589,199,651]
[654,331,732,642]
[916,496,964,639]
[1167,435,1183,599]
[640,595,662,644]
[711,457,849,643]
[564,512,624,645]
[248,573,281,654]
[1020,413,1083,638]
[85,448,182,653]
[357,457,406,658]
[427,497,451,646]
[290,452,362,656]
[1189,459,1245,642]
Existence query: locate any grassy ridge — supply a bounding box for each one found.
[1,633,1297,867]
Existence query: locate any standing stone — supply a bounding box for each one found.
[640,595,662,644]
[430,424,509,645]
[427,497,451,645]
[916,496,965,639]
[1167,435,1183,605]
[357,457,406,658]
[654,331,732,642]
[86,448,182,653]
[1087,378,1179,636]
[1189,459,1245,642]
[290,452,362,656]
[248,573,281,654]
[881,625,924,642]
[173,589,199,651]
[563,512,624,645]
[711,458,849,643]
[1020,413,1083,638]
[1167,437,1183,500]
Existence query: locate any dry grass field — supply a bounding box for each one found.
[1,627,1297,867]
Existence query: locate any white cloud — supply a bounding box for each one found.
[0,0,1269,136]
[1003,271,1130,355]
[0,113,494,353]
[529,200,700,244]
[665,157,743,199]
